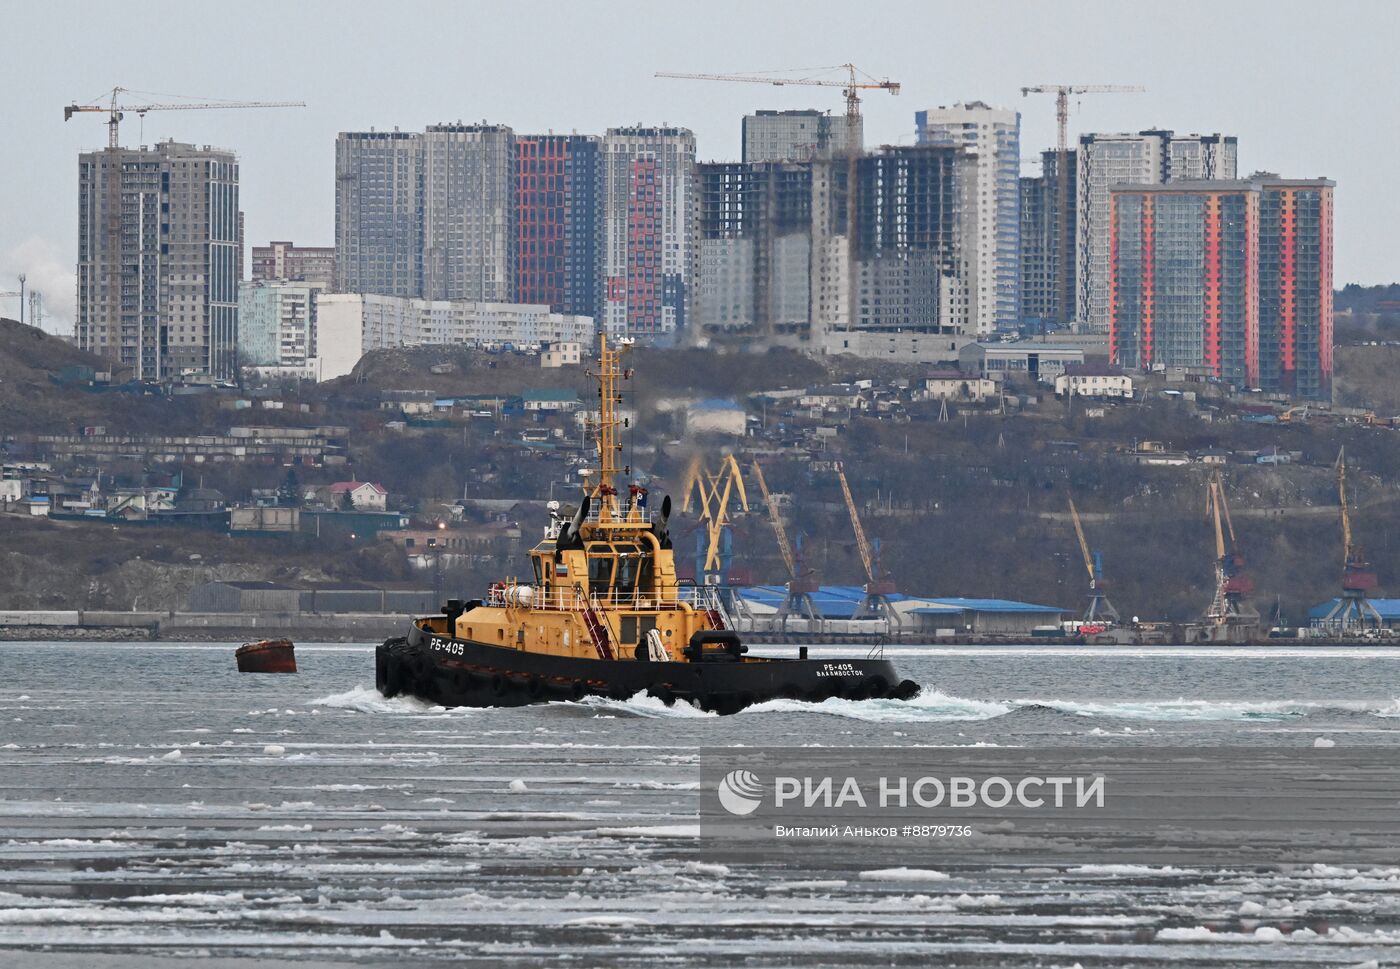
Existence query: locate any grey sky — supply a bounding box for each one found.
[1,0,1390,334]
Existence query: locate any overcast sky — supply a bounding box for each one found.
[1,0,1390,334]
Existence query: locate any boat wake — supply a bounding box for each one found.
[309,684,1400,727]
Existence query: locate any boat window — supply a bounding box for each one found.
[588,549,614,595]
[636,556,653,594]
[531,556,543,585]
[614,546,641,594]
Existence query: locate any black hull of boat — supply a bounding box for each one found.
[376,623,920,715]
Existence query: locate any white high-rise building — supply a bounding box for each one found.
[422,124,516,302]
[915,102,1021,335]
[316,293,594,381]
[601,126,696,342]
[237,280,321,378]
[1076,130,1237,331]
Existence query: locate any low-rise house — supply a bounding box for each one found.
[920,371,998,402]
[541,341,583,368]
[313,481,388,511]
[521,389,581,413]
[1054,363,1134,399]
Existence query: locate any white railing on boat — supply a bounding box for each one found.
[483,583,726,617]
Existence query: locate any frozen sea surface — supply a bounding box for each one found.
[3,641,1400,967]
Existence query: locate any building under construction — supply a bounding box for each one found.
[695,162,815,346]
[696,145,977,354]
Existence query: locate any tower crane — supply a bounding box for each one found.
[1324,448,1382,630]
[657,65,897,332]
[751,459,821,628]
[1067,495,1119,627]
[1203,472,1257,628]
[1020,84,1144,324]
[64,87,307,149]
[835,463,899,625]
[655,64,899,154]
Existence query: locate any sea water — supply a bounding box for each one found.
[2,641,1399,967]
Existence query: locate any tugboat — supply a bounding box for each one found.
[376,335,921,714]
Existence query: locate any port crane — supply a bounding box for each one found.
[1020,84,1144,323]
[1323,448,1382,630]
[64,87,306,149]
[1203,472,1257,626]
[681,454,749,586]
[751,459,821,628]
[835,463,899,625]
[1067,495,1119,626]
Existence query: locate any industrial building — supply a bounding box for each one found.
[916,102,1022,335]
[1077,130,1238,332]
[77,140,241,380]
[1109,175,1334,398]
[736,585,1065,638]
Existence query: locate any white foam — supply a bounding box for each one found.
[308,686,454,715]
[566,693,715,719]
[743,689,1011,723]
[857,867,950,882]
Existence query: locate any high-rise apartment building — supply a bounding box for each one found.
[422,124,516,302]
[1019,149,1077,328]
[237,280,319,376]
[252,241,335,287]
[1109,175,1333,399]
[695,161,814,346]
[77,140,241,379]
[514,134,604,319]
[601,126,696,341]
[915,102,1021,334]
[741,110,858,163]
[334,130,424,297]
[1257,178,1334,399]
[1077,130,1237,331]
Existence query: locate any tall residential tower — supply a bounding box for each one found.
[334,130,424,298]
[77,140,241,379]
[915,102,1021,334]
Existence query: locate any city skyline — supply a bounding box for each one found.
[0,0,1385,335]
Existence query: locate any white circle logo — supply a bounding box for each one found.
[717,769,764,816]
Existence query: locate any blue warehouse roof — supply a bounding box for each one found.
[1308,598,1400,620]
[737,585,1063,619]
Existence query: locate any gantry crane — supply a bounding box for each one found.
[64,87,306,149]
[1203,472,1257,628]
[1067,496,1119,626]
[835,463,899,625]
[1020,84,1144,324]
[752,459,821,628]
[681,454,749,587]
[1323,448,1382,630]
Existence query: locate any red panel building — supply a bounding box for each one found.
[513,135,602,320]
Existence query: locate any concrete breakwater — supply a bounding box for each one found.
[0,610,409,643]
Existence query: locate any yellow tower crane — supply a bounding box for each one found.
[1067,495,1119,626]
[835,463,899,625]
[752,459,821,627]
[1323,448,1382,630]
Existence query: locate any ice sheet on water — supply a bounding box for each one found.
[858,867,950,882]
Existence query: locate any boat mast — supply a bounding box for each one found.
[590,332,631,523]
